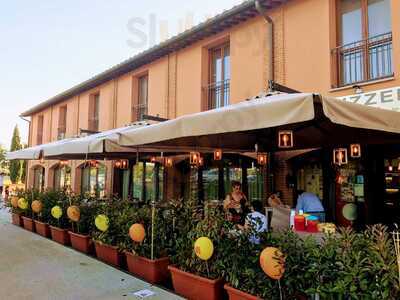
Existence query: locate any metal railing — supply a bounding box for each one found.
[133,103,148,122]
[331,32,393,88]
[205,79,230,110]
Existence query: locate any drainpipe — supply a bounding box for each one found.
[255,0,274,92]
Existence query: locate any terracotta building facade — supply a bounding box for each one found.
[22,0,399,206]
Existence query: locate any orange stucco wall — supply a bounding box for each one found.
[26,0,400,195]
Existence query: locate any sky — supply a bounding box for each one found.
[0,0,244,150]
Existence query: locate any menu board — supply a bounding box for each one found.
[338,162,364,203]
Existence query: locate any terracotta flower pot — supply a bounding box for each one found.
[50,226,70,245]
[168,266,224,300]
[125,251,170,284]
[11,213,23,226]
[22,216,35,232]
[34,220,51,238]
[224,284,261,300]
[69,231,92,254]
[94,242,120,267]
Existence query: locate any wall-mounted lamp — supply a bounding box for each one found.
[257,153,267,166]
[164,157,173,168]
[278,130,294,148]
[190,152,201,165]
[350,144,361,158]
[60,160,69,167]
[214,149,222,161]
[333,148,348,166]
[198,156,204,167]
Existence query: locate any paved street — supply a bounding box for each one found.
[0,207,183,300]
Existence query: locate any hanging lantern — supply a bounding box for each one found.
[60,160,68,167]
[388,159,394,172]
[257,153,267,166]
[120,159,129,169]
[164,157,173,168]
[198,156,204,167]
[278,130,294,148]
[350,144,361,158]
[150,156,157,163]
[114,160,122,168]
[190,152,200,165]
[89,160,98,168]
[214,149,222,161]
[333,148,348,166]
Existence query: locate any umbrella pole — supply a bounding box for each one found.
[151,200,155,261]
[392,227,400,286]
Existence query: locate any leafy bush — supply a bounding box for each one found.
[42,190,70,228]
[171,203,233,280]
[122,204,172,259]
[67,193,100,235]
[221,225,400,299]
[91,197,135,249]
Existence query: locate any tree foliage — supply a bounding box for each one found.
[0,144,7,174]
[9,125,23,183]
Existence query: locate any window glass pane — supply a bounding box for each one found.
[97,165,106,198]
[145,163,155,202]
[54,168,61,190]
[89,167,97,195]
[247,167,264,202]
[212,48,222,83]
[203,168,219,201]
[138,76,148,120]
[158,166,164,201]
[223,45,230,81]
[224,167,242,194]
[65,166,71,190]
[368,0,391,37]
[133,162,144,200]
[122,169,130,200]
[33,168,44,191]
[340,0,362,44]
[81,167,90,194]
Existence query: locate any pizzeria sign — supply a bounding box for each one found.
[337,86,400,111]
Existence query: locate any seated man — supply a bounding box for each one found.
[245,201,267,244]
[296,191,324,213]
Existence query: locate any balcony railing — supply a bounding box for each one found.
[206,79,230,110]
[132,103,148,122]
[331,32,393,88]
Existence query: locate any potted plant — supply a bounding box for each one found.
[123,204,172,284]
[7,193,23,226]
[34,190,57,238]
[92,197,128,267]
[20,190,36,232]
[68,194,98,254]
[169,202,229,300]
[48,191,70,245]
[305,225,400,299]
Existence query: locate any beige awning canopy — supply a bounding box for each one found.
[117,93,400,151]
[7,93,400,161]
[6,123,148,161]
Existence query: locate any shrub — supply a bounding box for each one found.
[67,193,100,235]
[171,203,232,280]
[122,204,172,259]
[91,197,135,249]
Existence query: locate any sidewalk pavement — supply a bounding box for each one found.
[0,208,184,300]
